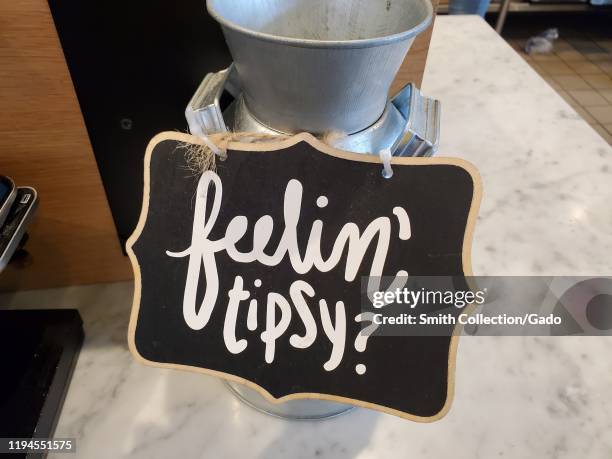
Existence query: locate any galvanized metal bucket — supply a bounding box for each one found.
[226,382,354,420]
[205,0,434,420]
[207,0,433,135]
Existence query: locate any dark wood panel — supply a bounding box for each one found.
[391,0,439,94]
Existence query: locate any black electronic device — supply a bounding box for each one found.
[0,176,16,230]
[0,309,84,457]
[0,187,38,272]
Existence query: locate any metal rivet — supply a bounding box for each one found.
[120,118,133,130]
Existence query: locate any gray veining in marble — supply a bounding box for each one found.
[422,17,612,278]
[1,16,611,459]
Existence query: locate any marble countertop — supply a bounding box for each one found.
[2,15,612,459]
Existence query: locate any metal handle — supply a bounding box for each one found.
[185,66,234,136]
[391,84,441,157]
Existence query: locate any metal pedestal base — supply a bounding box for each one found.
[225,381,354,420]
[186,66,440,157]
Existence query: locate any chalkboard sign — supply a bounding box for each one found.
[128,132,481,421]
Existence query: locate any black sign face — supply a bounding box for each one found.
[128,132,481,421]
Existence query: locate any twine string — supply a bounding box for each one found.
[179,131,289,175]
[181,131,394,179]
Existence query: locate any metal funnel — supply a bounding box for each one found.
[207,0,433,135]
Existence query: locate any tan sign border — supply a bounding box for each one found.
[127,131,482,422]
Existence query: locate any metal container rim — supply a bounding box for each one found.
[206,0,433,49]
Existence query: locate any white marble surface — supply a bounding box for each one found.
[2,15,612,459]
